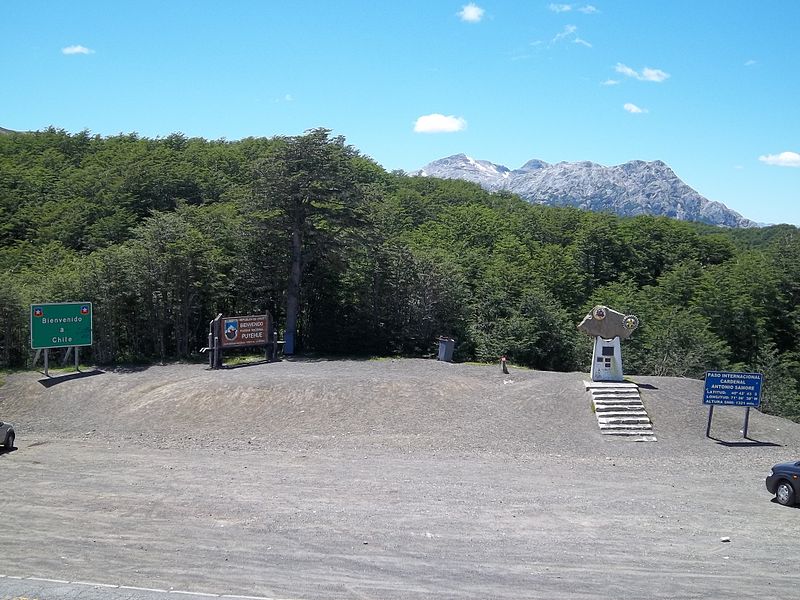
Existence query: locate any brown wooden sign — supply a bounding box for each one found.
[218,313,272,348]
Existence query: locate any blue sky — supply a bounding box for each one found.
[3,1,798,225]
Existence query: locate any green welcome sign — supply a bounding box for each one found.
[30,302,93,349]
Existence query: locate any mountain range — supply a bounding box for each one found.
[415,154,756,228]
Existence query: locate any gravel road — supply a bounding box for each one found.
[1,358,798,599]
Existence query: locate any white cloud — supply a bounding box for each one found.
[601,79,620,86]
[744,59,757,66]
[552,24,577,43]
[641,67,669,82]
[615,63,638,78]
[458,3,485,22]
[615,62,670,82]
[62,45,94,55]
[284,94,293,102]
[550,24,591,48]
[759,151,800,167]
[549,3,598,13]
[414,114,467,133]
[623,103,647,114]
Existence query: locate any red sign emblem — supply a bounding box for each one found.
[80,305,89,315]
[33,307,43,317]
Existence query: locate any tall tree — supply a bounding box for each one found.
[250,129,367,353]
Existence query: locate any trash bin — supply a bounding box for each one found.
[437,337,455,362]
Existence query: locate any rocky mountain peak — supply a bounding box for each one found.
[414,154,755,228]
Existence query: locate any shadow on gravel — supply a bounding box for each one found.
[0,446,17,456]
[283,354,373,363]
[111,364,154,373]
[221,360,274,370]
[38,369,104,387]
[770,498,800,509]
[710,436,782,448]
[637,383,659,390]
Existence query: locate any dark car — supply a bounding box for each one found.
[766,461,800,506]
[0,421,13,451]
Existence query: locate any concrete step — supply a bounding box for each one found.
[596,412,649,420]
[584,380,638,390]
[597,412,651,420]
[598,417,652,426]
[599,421,654,429]
[600,429,654,435]
[587,386,639,394]
[590,390,641,397]
[594,406,647,414]
[600,425,655,434]
[593,399,643,407]
[602,431,658,441]
[586,382,656,441]
[586,385,639,394]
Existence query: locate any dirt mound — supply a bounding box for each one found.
[2,358,798,456]
[3,358,800,599]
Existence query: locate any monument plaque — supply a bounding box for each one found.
[577,305,639,382]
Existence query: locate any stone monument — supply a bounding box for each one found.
[577,306,639,382]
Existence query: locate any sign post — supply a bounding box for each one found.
[208,312,275,369]
[30,302,93,376]
[703,371,763,438]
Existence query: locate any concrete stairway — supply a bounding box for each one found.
[584,381,656,441]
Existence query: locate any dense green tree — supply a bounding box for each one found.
[249,129,372,353]
[2,128,800,421]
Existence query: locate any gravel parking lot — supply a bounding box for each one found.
[1,358,798,599]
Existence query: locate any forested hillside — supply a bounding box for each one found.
[2,128,799,419]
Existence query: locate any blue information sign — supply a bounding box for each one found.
[703,371,763,407]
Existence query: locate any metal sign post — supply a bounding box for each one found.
[208,315,221,369]
[61,346,79,370]
[743,407,752,438]
[213,314,222,369]
[703,371,763,438]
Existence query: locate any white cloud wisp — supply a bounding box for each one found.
[414,114,467,133]
[548,3,598,13]
[62,45,94,55]
[615,63,669,82]
[759,151,800,167]
[623,103,647,114]
[551,24,591,47]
